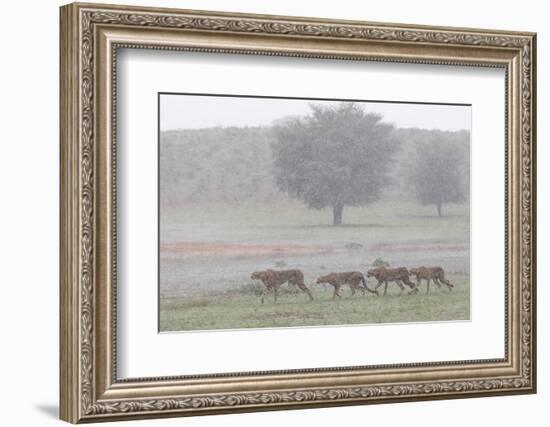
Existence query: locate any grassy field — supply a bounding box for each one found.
[159,199,470,332]
[160,274,469,331]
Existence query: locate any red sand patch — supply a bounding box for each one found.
[161,242,334,257]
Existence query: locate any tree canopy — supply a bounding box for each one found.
[271,102,398,225]
[406,130,469,216]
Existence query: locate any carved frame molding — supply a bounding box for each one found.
[60,2,536,423]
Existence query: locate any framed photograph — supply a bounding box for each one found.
[60,2,537,423]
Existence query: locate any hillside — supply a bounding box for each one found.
[160,126,470,207]
[160,126,285,207]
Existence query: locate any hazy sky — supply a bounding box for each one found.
[160,93,471,132]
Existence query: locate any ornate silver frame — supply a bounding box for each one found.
[60,2,536,423]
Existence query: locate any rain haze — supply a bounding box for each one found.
[160,93,471,132]
[159,93,471,333]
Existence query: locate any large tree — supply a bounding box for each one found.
[407,130,469,216]
[271,103,398,225]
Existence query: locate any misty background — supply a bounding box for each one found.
[160,95,470,218]
[159,94,470,311]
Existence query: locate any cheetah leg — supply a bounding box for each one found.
[396,280,405,295]
[260,286,271,304]
[404,278,418,295]
[296,282,314,301]
[438,277,453,290]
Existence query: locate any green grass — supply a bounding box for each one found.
[160,275,470,332]
[161,199,469,246]
[159,199,470,331]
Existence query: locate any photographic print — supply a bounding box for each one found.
[159,93,471,332]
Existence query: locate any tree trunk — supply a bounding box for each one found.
[437,201,442,217]
[332,204,344,225]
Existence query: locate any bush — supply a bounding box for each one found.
[371,257,390,268]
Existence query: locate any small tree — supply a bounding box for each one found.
[408,131,468,216]
[271,103,398,225]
